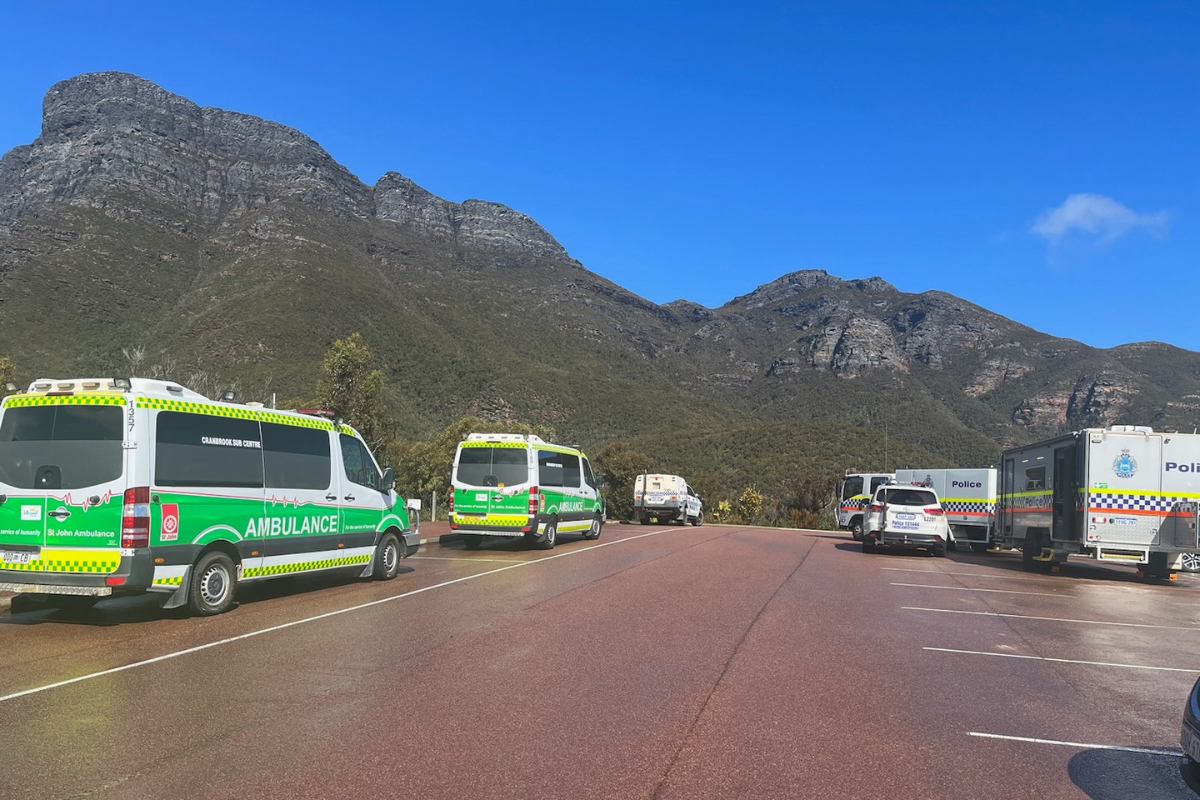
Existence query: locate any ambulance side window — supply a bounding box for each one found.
[538,450,564,487]
[560,454,581,488]
[155,412,263,488]
[263,423,331,490]
[339,434,380,490]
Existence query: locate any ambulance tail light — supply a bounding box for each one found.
[121,487,151,548]
[924,507,945,517]
[529,486,539,515]
[448,490,454,514]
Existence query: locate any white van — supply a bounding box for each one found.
[0,378,419,615]
[633,474,703,526]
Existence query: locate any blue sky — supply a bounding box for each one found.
[1,1,1196,350]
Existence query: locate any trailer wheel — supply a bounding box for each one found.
[969,542,991,554]
[862,537,876,553]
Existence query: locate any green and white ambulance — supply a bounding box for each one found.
[0,377,419,615]
[449,433,603,550]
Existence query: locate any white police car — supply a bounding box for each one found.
[862,483,952,557]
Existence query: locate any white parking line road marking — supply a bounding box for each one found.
[926,647,1200,673]
[881,567,1050,582]
[903,606,1200,632]
[409,556,524,563]
[890,582,1058,597]
[0,527,681,705]
[968,731,1181,756]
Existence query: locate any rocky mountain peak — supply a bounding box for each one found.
[373,171,568,260]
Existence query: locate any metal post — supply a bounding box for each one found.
[432,490,437,522]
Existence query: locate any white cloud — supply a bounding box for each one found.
[1033,193,1168,245]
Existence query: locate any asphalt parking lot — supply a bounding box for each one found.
[0,524,1196,798]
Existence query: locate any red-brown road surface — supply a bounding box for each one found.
[2,523,1198,799]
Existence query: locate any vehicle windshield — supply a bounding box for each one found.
[456,446,528,487]
[882,489,937,506]
[0,405,124,490]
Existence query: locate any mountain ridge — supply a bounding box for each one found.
[3,71,1200,489]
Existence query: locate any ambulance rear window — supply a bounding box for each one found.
[457,447,528,487]
[0,405,124,490]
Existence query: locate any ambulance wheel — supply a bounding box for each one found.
[188,551,236,616]
[462,534,483,550]
[583,515,602,540]
[539,517,558,550]
[850,520,863,541]
[373,532,401,580]
[970,542,990,554]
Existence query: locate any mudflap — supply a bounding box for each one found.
[160,568,192,610]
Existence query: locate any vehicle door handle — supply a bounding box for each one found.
[48,508,71,520]
[325,494,337,501]
[344,495,355,502]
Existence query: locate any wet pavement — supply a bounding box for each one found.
[1,523,1197,799]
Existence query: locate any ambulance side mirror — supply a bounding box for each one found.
[380,467,395,492]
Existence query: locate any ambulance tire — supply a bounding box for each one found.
[850,520,863,541]
[373,532,401,580]
[462,534,483,550]
[188,551,236,616]
[584,514,603,540]
[539,517,558,550]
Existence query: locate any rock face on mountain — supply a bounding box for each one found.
[2,72,1200,467]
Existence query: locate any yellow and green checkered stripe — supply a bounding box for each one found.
[135,397,336,430]
[2,548,121,574]
[153,576,184,586]
[4,394,126,408]
[244,554,371,578]
[453,513,529,526]
[462,440,528,449]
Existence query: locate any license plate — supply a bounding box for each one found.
[897,513,915,520]
[1,550,37,565]
[1183,723,1200,763]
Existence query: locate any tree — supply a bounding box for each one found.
[595,442,654,521]
[0,357,15,395]
[737,486,764,524]
[315,333,391,453]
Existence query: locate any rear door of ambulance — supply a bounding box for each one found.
[0,396,127,580]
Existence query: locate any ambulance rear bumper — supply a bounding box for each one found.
[0,552,155,595]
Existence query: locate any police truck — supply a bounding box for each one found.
[995,425,1199,578]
